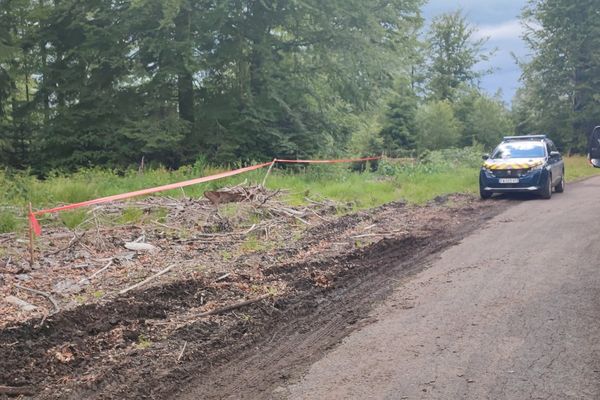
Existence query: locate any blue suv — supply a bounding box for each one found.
[480,135,565,200]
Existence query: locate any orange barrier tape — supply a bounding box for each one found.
[29,162,273,236]
[28,156,381,236]
[275,156,380,164]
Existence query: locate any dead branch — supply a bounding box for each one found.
[176,341,188,362]
[258,188,281,205]
[45,232,86,256]
[119,264,177,295]
[197,294,271,318]
[14,284,60,315]
[151,220,182,231]
[215,273,231,282]
[272,207,310,225]
[308,208,331,222]
[0,385,35,396]
[85,259,114,283]
[351,230,407,239]
[243,224,257,235]
[351,233,390,239]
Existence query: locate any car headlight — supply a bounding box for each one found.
[530,163,544,171]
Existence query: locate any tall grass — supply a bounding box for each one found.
[564,156,599,182]
[1,149,599,233]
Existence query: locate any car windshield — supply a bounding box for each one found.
[492,142,546,159]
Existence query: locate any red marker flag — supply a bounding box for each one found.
[29,209,42,236]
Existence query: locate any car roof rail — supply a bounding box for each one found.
[503,135,547,141]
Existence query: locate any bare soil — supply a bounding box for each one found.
[0,192,506,399]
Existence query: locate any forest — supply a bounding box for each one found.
[0,0,598,174]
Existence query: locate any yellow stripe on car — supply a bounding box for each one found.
[482,160,544,170]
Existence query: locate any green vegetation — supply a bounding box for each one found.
[1,148,597,235]
[119,207,144,225]
[0,210,18,234]
[2,1,595,222]
[59,210,87,230]
[136,335,152,350]
[564,156,599,182]
[0,0,424,173]
[517,0,600,152]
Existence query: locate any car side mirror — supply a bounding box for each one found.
[590,157,600,168]
[482,154,490,160]
[550,151,560,158]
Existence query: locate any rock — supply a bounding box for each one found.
[119,252,136,261]
[15,274,32,282]
[5,295,37,312]
[272,386,287,394]
[433,195,449,204]
[124,242,158,252]
[53,279,84,294]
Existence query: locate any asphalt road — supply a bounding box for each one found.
[285,177,600,400]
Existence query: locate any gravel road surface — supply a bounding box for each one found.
[286,177,600,399]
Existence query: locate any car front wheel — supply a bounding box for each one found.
[555,173,565,193]
[539,173,553,199]
[480,186,492,200]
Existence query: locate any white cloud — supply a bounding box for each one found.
[474,19,523,40]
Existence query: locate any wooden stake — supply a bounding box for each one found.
[261,159,277,187]
[28,202,35,266]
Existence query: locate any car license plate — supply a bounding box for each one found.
[499,178,519,184]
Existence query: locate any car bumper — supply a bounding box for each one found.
[480,186,541,193]
[480,169,547,193]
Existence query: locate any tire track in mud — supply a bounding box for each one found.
[175,208,504,400]
[0,198,506,399]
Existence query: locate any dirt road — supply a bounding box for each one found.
[284,178,600,399]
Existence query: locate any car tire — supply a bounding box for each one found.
[540,173,553,199]
[480,186,492,200]
[555,173,565,193]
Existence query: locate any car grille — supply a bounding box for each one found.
[492,169,530,178]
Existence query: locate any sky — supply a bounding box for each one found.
[422,0,528,105]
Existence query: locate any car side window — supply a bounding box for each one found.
[546,142,552,155]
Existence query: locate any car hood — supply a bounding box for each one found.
[483,158,545,170]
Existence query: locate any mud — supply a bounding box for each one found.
[0,196,506,399]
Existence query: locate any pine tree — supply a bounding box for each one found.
[379,81,418,155]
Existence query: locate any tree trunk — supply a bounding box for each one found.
[174,3,194,126]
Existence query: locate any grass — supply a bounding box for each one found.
[564,156,599,182]
[119,207,144,224]
[59,210,88,229]
[1,150,599,234]
[0,211,18,233]
[136,334,152,350]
